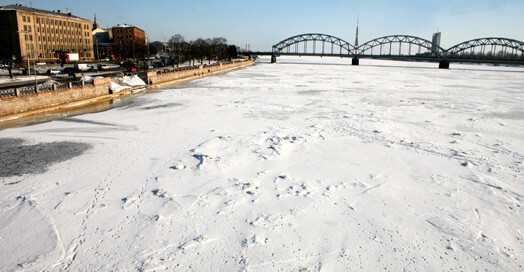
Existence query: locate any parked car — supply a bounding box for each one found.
[97,64,111,70]
[35,61,46,65]
[47,68,60,75]
[21,67,40,75]
[62,67,75,74]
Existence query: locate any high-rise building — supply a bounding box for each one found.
[0,4,94,65]
[354,17,359,47]
[432,32,441,54]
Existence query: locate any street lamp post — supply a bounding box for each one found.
[146,34,150,57]
[161,35,167,54]
[95,35,100,61]
[18,29,38,91]
[161,35,167,65]
[18,30,31,74]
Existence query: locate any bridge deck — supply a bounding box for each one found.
[243,52,524,65]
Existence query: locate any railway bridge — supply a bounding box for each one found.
[246,33,524,68]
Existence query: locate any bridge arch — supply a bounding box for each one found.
[357,35,445,57]
[272,33,357,55]
[446,38,524,59]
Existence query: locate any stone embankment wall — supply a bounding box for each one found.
[0,59,254,118]
[146,60,253,85]
[0,78,111,116]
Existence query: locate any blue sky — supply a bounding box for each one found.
[2,0,523,50]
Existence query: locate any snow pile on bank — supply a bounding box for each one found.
[79,75,103,83]
[109,75,146,92]
[109,82,130,93]
[115,75,146,87]
[41,79,59,86]
[0,57,523,271]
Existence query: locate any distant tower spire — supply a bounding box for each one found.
[354,17,359,47]
[93,13,99,30]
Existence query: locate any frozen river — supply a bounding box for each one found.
[1,56,523,271]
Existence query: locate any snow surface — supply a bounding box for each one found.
[0,56,523,271]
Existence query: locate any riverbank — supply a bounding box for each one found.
[0,59,254,123]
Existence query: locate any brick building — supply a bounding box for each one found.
[0,4,94,65]
[112,24,147,59]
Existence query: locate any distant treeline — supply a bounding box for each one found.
[448,50,524,60]
[149,34,239,64]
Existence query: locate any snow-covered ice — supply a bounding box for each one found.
[0,56,523,271]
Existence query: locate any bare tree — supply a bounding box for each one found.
[190,38,208,65]
[168,34,186,67]
[211,37,228,61]
[160,34,238,66]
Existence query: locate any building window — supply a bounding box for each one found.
[28,25,31,31]
[28,16,31,22]
[29,35,32,41]
[36,18,39,23]
[23,16,26,22]
[24,25,27,31]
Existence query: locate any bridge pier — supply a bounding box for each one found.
[271,54,277,63]
[439,60,450,69]
[352,57,359,66]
